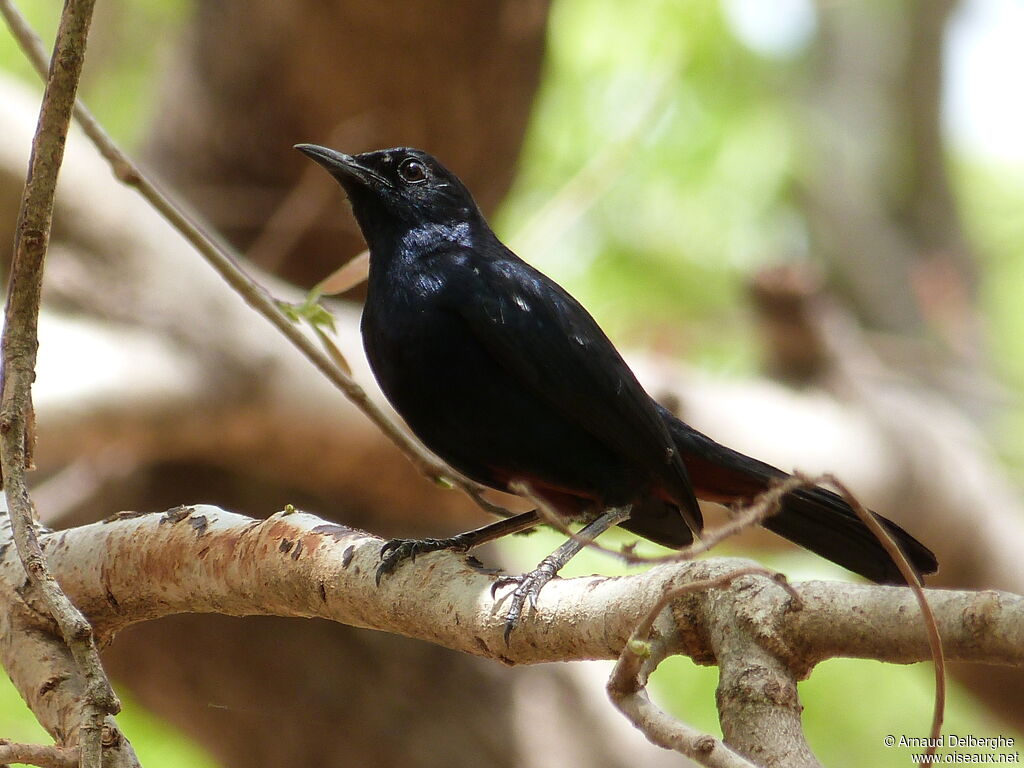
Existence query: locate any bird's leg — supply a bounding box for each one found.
[494,505,632,643]
[376,510,541,585]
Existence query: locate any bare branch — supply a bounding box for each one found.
[0,1,128,765]
[610,690,759,768]
[0,741,77,768]
[607,568,774,767]
[0,503,1018,670]
[704,578,819,768]
[1,501,1021,764]
[778,585,1021,669]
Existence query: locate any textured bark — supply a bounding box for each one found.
[7,506,1023,670]
[705,590,817,768]
[2,505,1022,767]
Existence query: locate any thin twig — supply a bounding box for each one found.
[0,741,79,768]
[822,474,945,766]
[632,567,791,662]
[0,0,514,521]
[607,568,778,768]
[0,1,120,767]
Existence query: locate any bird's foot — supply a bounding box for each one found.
[376,535,471,586]
[490,558,560,644]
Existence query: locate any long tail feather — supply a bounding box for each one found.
[656,404,938,584]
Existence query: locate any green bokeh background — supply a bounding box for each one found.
[2,0,1022,766]
[0,674,218,767]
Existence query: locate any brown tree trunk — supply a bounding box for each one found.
[804,0,976,352]
[144,0,550,288]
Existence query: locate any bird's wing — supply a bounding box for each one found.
[446,253,702,533]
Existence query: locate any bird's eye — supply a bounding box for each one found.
[397,158,428,184]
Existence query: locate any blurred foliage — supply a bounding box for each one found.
[2,0,1024,765]
[957,161,1024,469]
[499,0,1024,471]
[498,0,808,373]
[0,673,218,767]
[799,658,1018,768]
[0,0,187,146]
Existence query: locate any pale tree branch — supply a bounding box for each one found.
[703,578,818,767]
[1,502,1021,766]
[608,568,775,768]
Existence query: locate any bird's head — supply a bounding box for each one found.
[295,144,483,249]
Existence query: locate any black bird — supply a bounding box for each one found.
[296,143,938,637]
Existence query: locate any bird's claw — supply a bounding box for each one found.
[491,562,559,644]
[489,573,519,599]
[375,537,468,586]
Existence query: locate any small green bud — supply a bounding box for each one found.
[627,638,651,658]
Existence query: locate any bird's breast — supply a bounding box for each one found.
[362,280,470,396]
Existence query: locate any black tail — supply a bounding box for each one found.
[619,496,696,549]
[759,483,937,584]
[656,404,938,584]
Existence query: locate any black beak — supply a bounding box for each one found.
[294,144,388,187]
